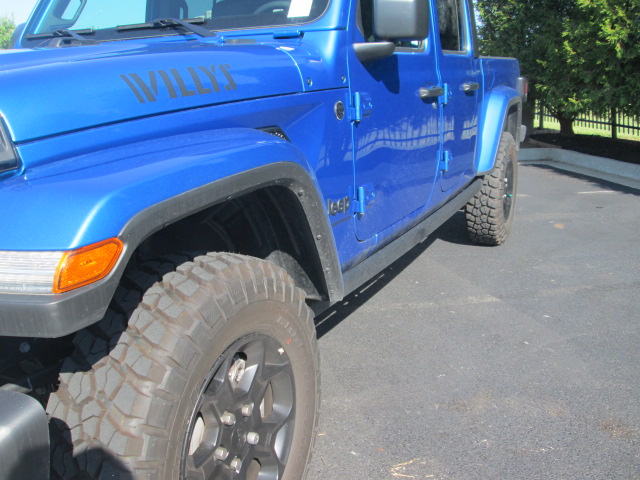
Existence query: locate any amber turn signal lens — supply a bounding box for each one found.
[54,238,123,294]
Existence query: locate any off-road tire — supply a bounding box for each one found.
[466,132,518,245]
[47,252,319,480]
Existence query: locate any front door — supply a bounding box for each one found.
[348,1,441,241]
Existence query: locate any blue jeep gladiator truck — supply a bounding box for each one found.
[0,0,526,478]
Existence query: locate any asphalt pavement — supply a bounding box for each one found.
[307,162,640,480]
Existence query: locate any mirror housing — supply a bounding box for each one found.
[373,0,429,41]
[354,41,396,63]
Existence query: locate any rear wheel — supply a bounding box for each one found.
[466,132,518,245]
[47,253,319,480]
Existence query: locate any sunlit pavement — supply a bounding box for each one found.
[309,163,640,480]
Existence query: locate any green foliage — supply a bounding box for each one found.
[0,16,16,49]
[477,0,640,135]
[568,0,640,118]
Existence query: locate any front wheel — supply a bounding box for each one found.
[47,253,319,480]
[465,132,518,245]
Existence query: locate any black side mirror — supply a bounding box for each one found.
[354,0,429,63]
[373,0,429,41]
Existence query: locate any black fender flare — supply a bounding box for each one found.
[119,161,344,299]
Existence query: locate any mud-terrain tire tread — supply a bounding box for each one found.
[47,252,319,480]
[465,132,518,245]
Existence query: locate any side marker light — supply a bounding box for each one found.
[54,238,123,294]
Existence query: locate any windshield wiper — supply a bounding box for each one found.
[25,28,96,41]
[116,18,216,38]
[25,28,98,47]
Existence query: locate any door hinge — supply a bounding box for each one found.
[354,184,375,215]
[441,83,451,105]
[440,150,452,171]
[349,92,373,122]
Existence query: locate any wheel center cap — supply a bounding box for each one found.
[232,423,247,452]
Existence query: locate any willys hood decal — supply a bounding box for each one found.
[0,40,304,143]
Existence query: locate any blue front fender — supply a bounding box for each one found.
[3,128,319,250]
[476,86,521,174]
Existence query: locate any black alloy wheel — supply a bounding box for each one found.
[183,334,296,480]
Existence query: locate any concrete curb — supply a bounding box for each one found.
[518,147,640,187]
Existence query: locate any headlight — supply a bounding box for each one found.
[0,251,64,293]
[0,238,123,294]
[0,115,20,174]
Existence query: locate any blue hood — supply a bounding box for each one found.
[0,40,305,143]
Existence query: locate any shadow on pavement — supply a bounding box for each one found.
[315,210,473,339]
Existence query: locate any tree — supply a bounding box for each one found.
[477,0,640,136]
[568,0,640,119]
[0,16,16,50]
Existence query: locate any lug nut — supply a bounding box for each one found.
[230,457,242,474]
[221,411,236,426]
[246,432,260,445]
[214,447,229,461]
[241,404,253,417]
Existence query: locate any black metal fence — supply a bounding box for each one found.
[534,102,640,140]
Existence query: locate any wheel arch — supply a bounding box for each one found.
[476,86,522,174]
[121,161,344,303]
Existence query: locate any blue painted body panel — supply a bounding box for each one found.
[5,129,307,249]
[0,0,521,281]
[347,40,441,242]
[4,89,354,250]
[0,41,305,143]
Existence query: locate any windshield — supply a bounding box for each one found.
[28,0,329,37]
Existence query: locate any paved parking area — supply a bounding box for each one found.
[308,164,640,480]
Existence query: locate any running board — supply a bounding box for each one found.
[342,178,482,297]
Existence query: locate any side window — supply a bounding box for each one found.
[436,0,467,52]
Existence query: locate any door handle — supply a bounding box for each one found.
[419,86,444,99]
[462,82,480,92]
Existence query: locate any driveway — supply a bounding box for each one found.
[308,163,640,480]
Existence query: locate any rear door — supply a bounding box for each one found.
[434,0,480,192]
